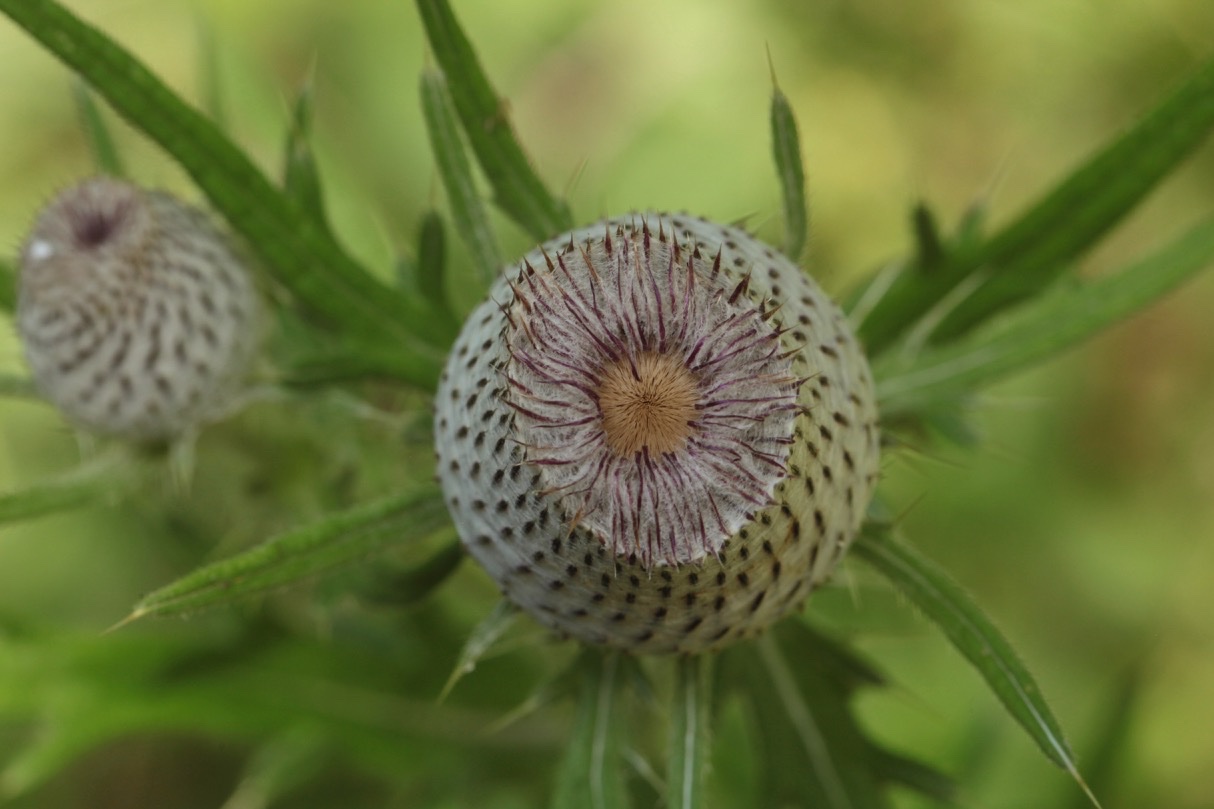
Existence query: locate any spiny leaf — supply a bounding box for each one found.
[666,654,713,809]
[398,211,459,328]
[0,454,132,527]
[282,76,330,234]
[769,54,808,261]
[858,56,1214,353]
[852,527,1100,807]
[551,651,631,809]
[0,0,455,377]
[421,67,503,291]
[440,599,520,701]
[416,0,573,241]
[119,487,448,624]
[72,81,124,175]
[752,632,887,809]
[876,215,1214,418]
[721,623,950,809]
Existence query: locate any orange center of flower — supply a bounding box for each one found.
[598,352,699,456]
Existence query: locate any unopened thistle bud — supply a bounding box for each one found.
[16,177,259,442]
[435,213,879,654]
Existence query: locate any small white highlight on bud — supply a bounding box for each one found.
[27,240,54,263]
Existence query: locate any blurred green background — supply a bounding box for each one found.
[1,1,1213,807]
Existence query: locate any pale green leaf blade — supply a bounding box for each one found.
[415,0,573,241]
[196,16,226,130]
[0,455,130,527]
[859,56,1214,353]
[0,0,455,360]
[769,61,808,261]
[876,216,1214,417]
[852,527,1098,805]
[753,632,887,809]
[72,81,124,175]
[666,654,712,809]
[440,599,520,701]
[282,78,330,233]
[551,651,631,809]
[122,486,447,623]
[421,67,502,290]
[395,211,457,326]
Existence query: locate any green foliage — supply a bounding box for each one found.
[72,82,124,176]
[421,67,503,290]
[282,78,331,235]
[769,60,808,262]
[854,55,1214,354]
[415,0,573,241]
[852,527,1094,803]
[0,453,134,528]
[0,0,1211,807]
[0,0,453,389]
[720,624,951,808]
[123,487,448,623]
[550,652,631,809]
[877,215,1214,421]
[666,655,712,809]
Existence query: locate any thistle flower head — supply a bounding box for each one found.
[505,223,800,568]
[16,177,260,442]
[436,213,879,654]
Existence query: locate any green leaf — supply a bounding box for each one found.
[440,599,520,701]
[727,624,951,808]
[195,16,227,130]
[852,527,1098,806]
[0,258,15,313]
[282,76,330,234]
[1066,667,1142,809]
[0,0,455,365]
[0,454,132,527]
[910,201,944,271]
[72,81,124,175]
[551,651,631,809]
[858,56,1214,354]
[396,211,458,327]
[0,374,37,400]
[120,486,448,623]
[359,534,464,607]
[769,57,808,261]
[280,336,447,388]
[666,654,712,809]
[415,0,573,241]
[876,216,1214,418]
[421,67,503,290]
[749,632,889,809]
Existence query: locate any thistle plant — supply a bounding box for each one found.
[437,213,879,653]
[17,177,260,442]
[0,1,1212,808]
